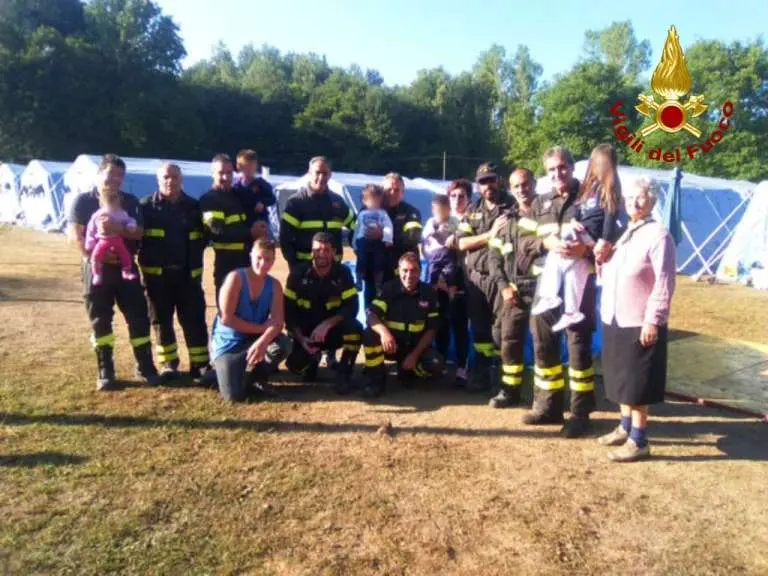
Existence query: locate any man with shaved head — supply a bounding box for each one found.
[138,162,211,383]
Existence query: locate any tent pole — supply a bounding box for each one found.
[692,227,736,281]
[677,192,753,273]
[679,222,714,275]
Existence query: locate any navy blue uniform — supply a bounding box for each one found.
[233,176,276,226]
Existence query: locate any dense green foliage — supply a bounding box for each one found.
[1,1,766,180]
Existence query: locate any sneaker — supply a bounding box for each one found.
[608,438,651,462]
[597,424,630,446]
[552,312,585,332]
[561,416,591,438]
[531,296,562,316]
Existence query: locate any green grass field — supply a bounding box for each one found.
[1,226,767,576]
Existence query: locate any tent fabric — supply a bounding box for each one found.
[18,160,72,231]
[717,180,768,285]
[569,162,756,276]
[0,163,24,223]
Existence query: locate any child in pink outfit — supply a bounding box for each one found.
[85,190,138,285]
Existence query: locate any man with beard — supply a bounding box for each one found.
[361,252,444,398]
[455,162,515,393]
[487,168,540,407]
[199,154,265,302]
[524,146,597,438]
[284,233,363,393]
[279,156,356,267]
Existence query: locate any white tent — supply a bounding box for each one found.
[0,163,24,223]
[568,162,756,276]
[66,155,214,202]
[717,180,768,287]
[18,160,72,231]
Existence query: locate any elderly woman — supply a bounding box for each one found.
[440,178,472,384]
[598,176,676,462]
[211,238,292,402]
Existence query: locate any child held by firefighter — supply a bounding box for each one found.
[531,143,623,331]
[85,186,138,286]
[353,184,393,292]
[422,194,460,301]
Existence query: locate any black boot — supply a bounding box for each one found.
[522,388,565,425]
[362,373,386,398]
[134,344,162,386]
[489,385,522,408]
[159,359,181,381]
[561,390,596,438]
[332,350,356,395]
[95,347,119,391]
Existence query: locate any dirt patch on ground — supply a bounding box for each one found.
[1,226,767,575]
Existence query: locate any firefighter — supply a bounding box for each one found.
[279,156,356,267]
[199,153,264,302]
[524,146,597,438]
[284,232,363,393]
[138,163,211,382]
[67,154,160,390]
[379,172,422,283]
[487,168,541,408]
[362,252,444,398]
[456,162,516,393]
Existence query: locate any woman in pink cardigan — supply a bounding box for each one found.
[598,176,676,462]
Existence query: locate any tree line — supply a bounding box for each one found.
[1,1,766,181]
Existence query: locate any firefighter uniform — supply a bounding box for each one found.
[138,191,210,376]
[527,179,597,433]
[279,188,356,267]
[456,191,516,392]
[362,280,444,397]
[199,187,253,301]
[68,189,160,389]
[487,212,540,407]
[283,262,363,391]
[384,200,422,280]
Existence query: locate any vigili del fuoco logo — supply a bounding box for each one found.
[609,26,734,164]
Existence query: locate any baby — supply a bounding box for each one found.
[422,194,460,300]
[353,184,393,291]
[85,187,138,285]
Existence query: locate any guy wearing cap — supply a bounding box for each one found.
[455,162,516,393]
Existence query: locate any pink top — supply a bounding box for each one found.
[600,218,676,328]
[84,207,136,253]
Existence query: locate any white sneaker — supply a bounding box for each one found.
[552,312,585,332]
[531,296,561,316]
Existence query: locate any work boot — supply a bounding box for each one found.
[189,365,214,386]
[561,416,591,438]
[489,385,522,409]
[95,347,119,391]
[159,360,180,382]
[362,374,386,399]
[522,389,565,425]
[332,352,355,395]
[302,360,320,383]
[134,344,162,386]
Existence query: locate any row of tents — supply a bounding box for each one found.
[0,154,765,286]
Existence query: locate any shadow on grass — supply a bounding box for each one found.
[2,411,561,439]
[0,452,88,468]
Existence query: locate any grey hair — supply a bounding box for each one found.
[542,146,574,168]
[309,156,330,169]
[631,176,659,201]
[157,162,181,176]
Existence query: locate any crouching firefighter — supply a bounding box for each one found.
[362,252,444,398]
[139,162,211,381]
[284,232,363,393]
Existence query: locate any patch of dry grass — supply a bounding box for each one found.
[1,226,767,575]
